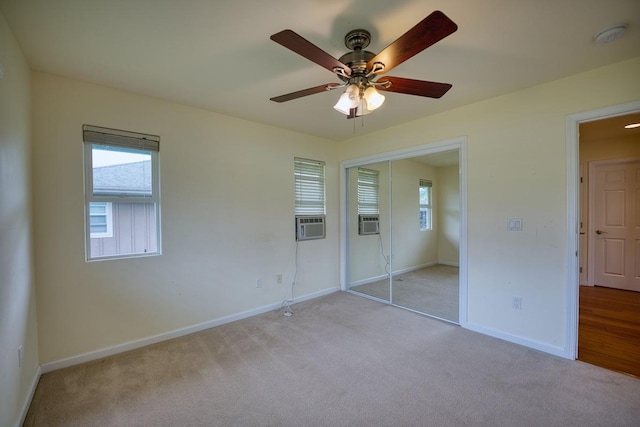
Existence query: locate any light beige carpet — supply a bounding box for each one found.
[25,291,640,426]
[351,264,459,322]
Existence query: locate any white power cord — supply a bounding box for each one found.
[280,240,299,317]
[378,233,390,277]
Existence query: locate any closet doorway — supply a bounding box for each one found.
[341,139,467,324]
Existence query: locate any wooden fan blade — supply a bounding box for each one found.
[367,11,457,75]
[271,30,351,76]
[270,83,340,103]
[377,76,452,98]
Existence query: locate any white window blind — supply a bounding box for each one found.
[358,168,379,214]
[83,124,159,152]
[294,158,326,215]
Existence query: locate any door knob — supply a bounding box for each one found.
[596,230,607,235]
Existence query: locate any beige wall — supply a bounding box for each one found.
[391,159,438,272]
[437,165,460,265]
[581,135,640,162]
[32,72,340,364]
[0,11,39,427]
[339,57,640,353]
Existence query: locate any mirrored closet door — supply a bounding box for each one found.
[347,151,461,323]
[347,161,391,303]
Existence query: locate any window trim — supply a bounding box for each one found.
[83,125,161,261]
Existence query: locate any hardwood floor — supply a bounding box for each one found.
[578,285,640,377]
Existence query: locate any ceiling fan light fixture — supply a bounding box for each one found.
[333,84,360,114]
[333,93,353,114]
[364,86,385,110]
[355,98,373,117]
[270,11,458,116]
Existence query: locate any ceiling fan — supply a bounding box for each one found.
[269,10,458,118]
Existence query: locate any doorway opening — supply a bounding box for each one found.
[568,103,640,374]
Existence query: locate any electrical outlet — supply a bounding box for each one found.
[512,297,522,310]
[276,274,283,284]
[18,345,23,368]
[256,278,262,289]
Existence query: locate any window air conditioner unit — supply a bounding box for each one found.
[359,214,380,235]
[296,216,326,241]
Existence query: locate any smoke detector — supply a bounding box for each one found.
[594,24,627,44]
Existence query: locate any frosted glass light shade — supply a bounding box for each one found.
[364,86,385,110]
[334,92,354,114]
[355,98,372,116]
[333,84,360,115]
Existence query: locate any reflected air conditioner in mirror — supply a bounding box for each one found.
[359,214,379,235]
[296,216,326,241]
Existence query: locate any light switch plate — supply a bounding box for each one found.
[507,218,523,231]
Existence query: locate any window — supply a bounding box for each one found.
[89,202,113,238]
[294,158,326,215]
[83,125,161,260]
[358,168,379,214]
[419,179,432,230]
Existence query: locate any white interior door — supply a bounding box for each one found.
[591,159,640,292]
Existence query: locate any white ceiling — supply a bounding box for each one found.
[414,150,460,168]
[1,0,639,141]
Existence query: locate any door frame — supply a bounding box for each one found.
[339,136,468,326]
[566,100,640,359]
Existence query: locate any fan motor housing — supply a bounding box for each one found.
[338,29,376,81]
[344,29,371,50]
[337,50,375,81]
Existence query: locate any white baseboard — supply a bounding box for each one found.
[40,286,340,374]
[438,260,459,267]
[16,365,41,427]
[349,262,445,287]
[392,261,438,276]
[463,322,569,359]
[348,274,389,287]
[395,260,460,273]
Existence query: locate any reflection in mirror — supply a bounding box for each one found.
[347,161,390,302]
[391,151,460,322]
[345,151,461,323]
